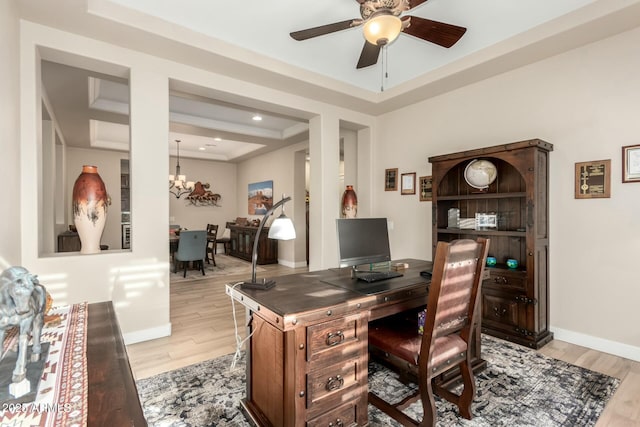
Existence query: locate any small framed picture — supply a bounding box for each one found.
[419,176,433,201]
[401,172,416,195]
[475,213,497,229]
[575,159,611,199]
[622,144,640,183]
[385,168,398,191]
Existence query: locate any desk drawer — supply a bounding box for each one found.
[306,315,361,363]
[306,358,361,414]
[306,401,357,427]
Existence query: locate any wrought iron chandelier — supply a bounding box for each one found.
[169,139,194,198]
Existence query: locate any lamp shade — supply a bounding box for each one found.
[268,214,296,240]
[363,13,402,46]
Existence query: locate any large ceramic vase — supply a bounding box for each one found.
[72,165,108,254]
[341,185,357,218]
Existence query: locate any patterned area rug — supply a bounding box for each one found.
[136,335,619,426]
[170,254,265,283]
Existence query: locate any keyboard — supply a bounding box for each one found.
[355,270,403,283]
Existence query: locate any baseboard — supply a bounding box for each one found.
[123,322,172,345]
[278,259,307,268]
[550,326,640,362]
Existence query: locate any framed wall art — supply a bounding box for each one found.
[385,168,398,191]
[248,180,273,214]
[419,175,433,201]
[622,144,640,183]
[575,159,611,199]
[401,172,416,195]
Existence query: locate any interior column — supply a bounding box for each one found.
[308,113,340,271]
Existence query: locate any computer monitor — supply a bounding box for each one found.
[336,218,392,268]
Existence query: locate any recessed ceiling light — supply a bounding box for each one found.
[199,147,205,151]
[214,137,222,141]
[252,114,263,121]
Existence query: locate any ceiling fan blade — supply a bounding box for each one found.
[356,41,381,69]
[290,19,359,41]
[407,0,430,9]
[401,16,466,48]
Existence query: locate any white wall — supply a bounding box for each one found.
[169,156,237,232]
[20,22,172,344]
[15,19,375,343]
[375,27,640,359]
[0,0,20,268]
[236,141,309,267]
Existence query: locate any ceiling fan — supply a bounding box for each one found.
[290,0,467,69]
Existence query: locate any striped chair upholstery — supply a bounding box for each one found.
[368,238,489,427]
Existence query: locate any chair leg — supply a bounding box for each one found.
[200,260,205,275]
[457,359,476,420]
[419,380,437,427]
[183,262,187,278]
[369,392,419,427]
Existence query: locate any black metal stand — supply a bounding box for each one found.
[241,196,292,291]
[240,279,276,290]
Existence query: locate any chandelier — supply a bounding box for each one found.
[169,139,194,198]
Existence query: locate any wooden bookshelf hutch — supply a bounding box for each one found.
[429,139,553,349]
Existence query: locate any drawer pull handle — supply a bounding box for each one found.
[325,375,344,392]
[328,420,344,427]
[326,331,345,346]
[493,306,507,317]
[493,276,508,284]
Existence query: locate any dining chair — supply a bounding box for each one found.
[174,230,207,278]
[215,222,233,254]
[368,237,489,427]
[205,224,218,266]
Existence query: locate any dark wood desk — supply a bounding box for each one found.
[226,260,483,427]
[87,302,146,426]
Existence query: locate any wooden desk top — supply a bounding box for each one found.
[227,259,431,328]
[87,302,146,426]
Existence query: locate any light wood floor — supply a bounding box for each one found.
[126,262,640,426]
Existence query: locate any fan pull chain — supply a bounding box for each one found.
[380,46,384,92]
[380,45,389,92]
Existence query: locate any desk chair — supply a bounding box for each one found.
[205,224,218,266]
[174,230,207,278]
[368,238,489,427]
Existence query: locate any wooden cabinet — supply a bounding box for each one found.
[429,139,553,349]
[58,231,80,252]
[229,225,278,264]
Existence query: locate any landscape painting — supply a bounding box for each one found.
[248,180,273,215]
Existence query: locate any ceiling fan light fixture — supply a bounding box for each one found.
[363,12,402,46]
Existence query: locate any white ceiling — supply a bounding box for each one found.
[27,0,640,161]
[108,0,596,92]
[41,61,309,161]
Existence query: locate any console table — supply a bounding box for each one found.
[87,302,146,426]
[228,224,278,264]
[226,260,484,426]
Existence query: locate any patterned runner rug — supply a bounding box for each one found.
[137,335,619,426]
[0,304,88,426]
